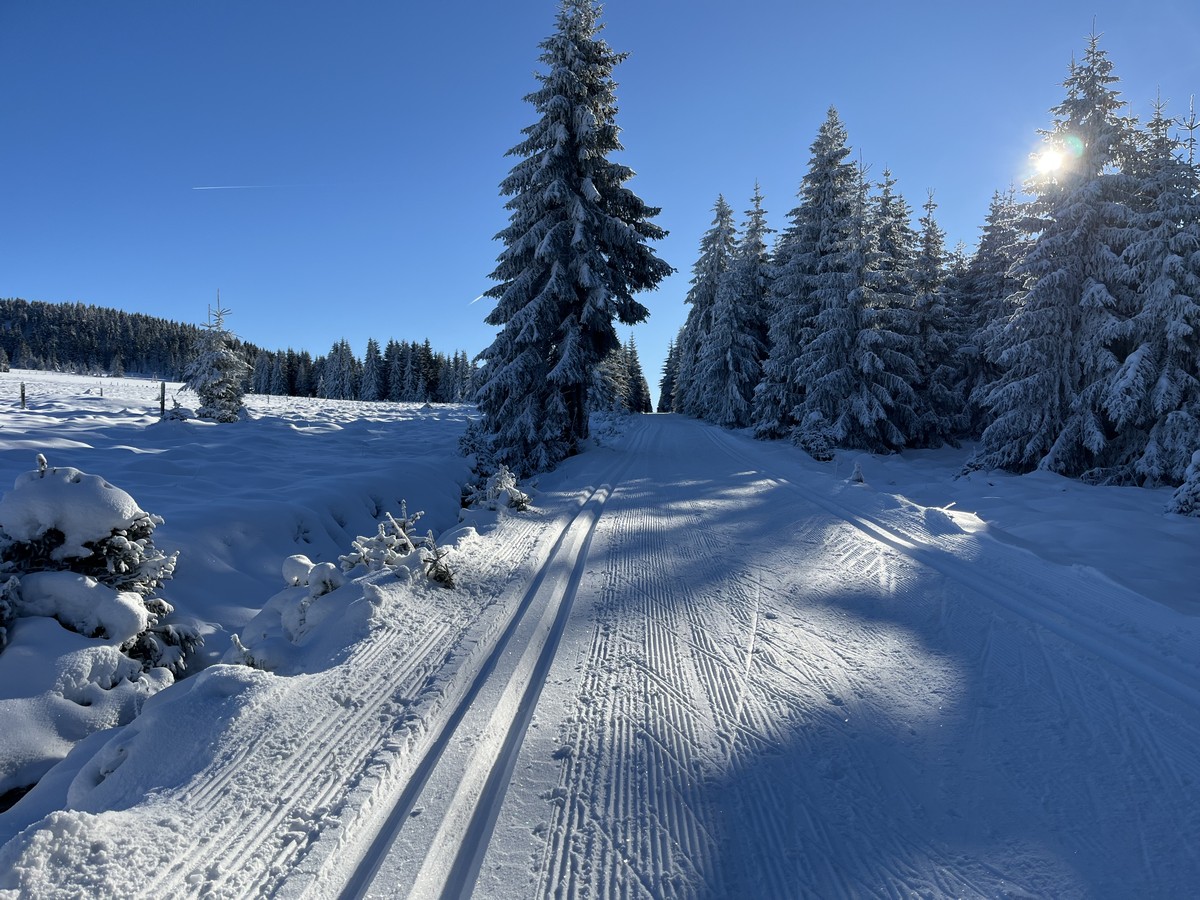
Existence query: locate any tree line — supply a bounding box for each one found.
[0,297,476,406]
[662,33,1200,488]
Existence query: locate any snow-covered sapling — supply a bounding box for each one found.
[338,504,424,573]
[421,531,455,588]
[0,456,199,674]
[464,464,531,511]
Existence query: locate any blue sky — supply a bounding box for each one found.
[3,2,1199,394]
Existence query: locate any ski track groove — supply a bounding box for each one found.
[149,619,454,897]
[140,500,556,899]
[337,423,655,899]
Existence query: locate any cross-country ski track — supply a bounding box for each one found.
[4,413,1199,899]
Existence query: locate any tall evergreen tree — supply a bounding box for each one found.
[360,337,383,402]
[697,186,772,428]
[251,350,273,395]
[754,109,853,439]
[624,335,653,413]
[960,187,1033,437]
[792,158,917,457]
[1106,99,1200,483]
[909,191,966,447]
[475,0,670,474]
[674,195,737,417]
[657,336,680,413]
[974,33,1139,474]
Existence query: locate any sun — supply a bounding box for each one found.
[1034,147,1065,175]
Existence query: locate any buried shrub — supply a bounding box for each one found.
[0,457,200,674]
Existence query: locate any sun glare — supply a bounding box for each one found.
[1035,148,1064,175]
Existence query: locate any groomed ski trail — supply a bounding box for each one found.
[474,414,1200,899]
[331,425,649,899]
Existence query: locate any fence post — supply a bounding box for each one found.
[160,381,166,418]
[20,382,25,409]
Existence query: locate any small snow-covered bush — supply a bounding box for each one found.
[463,465,530,512]
[1167,450,1200,516]
[0,458,199,675]
[338,504,424,572]
[337,503,455,588]
[0,576,17,652]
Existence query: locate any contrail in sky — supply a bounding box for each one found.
[469,294,487,305]
[193,184,297,190]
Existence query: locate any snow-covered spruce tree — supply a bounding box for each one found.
[792,156,917,457]
[251,350,272,395]
[697,186,772,428]
[1104,99,1200,485]
[754,108,850,440]
[674,195,738,418]
[657,337,679,412]
[909,191,967,447]
[0,459,198,673]
[592,342,632,412]
[360,337,383,402]
[960,187,1033,438]
[624,336,653,413]
[973,33,1138,475]
[475,0,670,475]
[183,305,251,423]
[865,169,923,445]
[1167,450,1200,515]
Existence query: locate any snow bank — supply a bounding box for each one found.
[0,617,170,802]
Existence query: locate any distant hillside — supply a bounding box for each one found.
[0,298,258,380]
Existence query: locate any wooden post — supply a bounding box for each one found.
[20,382,25,409]
[160,381,166,417]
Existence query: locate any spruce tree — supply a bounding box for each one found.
[360,338,383,402]
[475,0,670,475]
[974,33,1138,475]
[909,191,965,447]
[624,336,653,413]
[1108,99,1200,483]
[792,158,917,457]
[183,306,251,423]
[960,187,1033,437]
[674,195,738,417]
[697,186,772,428]
[657,337,679,413]
[754,108,852,440]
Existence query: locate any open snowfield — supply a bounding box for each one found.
[0,369,1198,898]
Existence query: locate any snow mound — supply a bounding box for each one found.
[18,572,150,644]
[922,506,963,536]
[0,466,150,561]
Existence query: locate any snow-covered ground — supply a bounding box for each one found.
[0,369,1197,898]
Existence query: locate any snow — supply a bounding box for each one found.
[17,572,150,643]
[0,466,148,560]
[0,368,1197,898]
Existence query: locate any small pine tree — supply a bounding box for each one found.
[184,305,251,423]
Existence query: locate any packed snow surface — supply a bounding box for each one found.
[0,369,1197,898]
